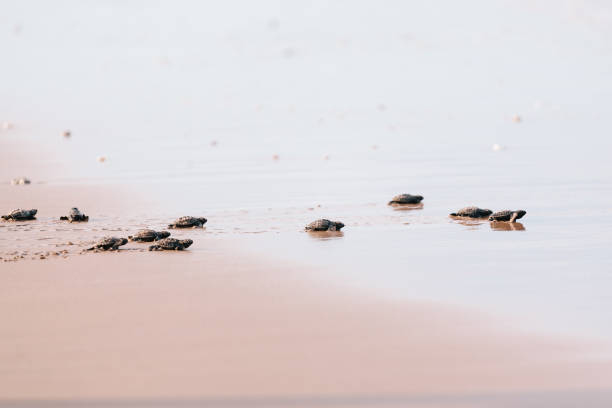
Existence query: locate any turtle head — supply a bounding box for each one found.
[119,238,128,246]
[333,221,345,230]
[30,209,38,216]
[180,239,194,248]
[482,209,493,216]
[158,231,171,239]
[514,210,527,220]
[198,217,208,225]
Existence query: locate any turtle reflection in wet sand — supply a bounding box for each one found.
[128,229,171,242]
[489,210,527,223]
[59,207,89,222]
[450,206,493,219]
[490,221,525,231]
[388,194,424,205]
[168,216,207,229]
[1,209,37,221]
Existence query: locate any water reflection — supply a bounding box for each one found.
[390,203,424,212]
[307,231,345,240]
[490,221,526,231]
[450,218,486,230]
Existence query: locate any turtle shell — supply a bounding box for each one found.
[489,210,526,222]
[170,216,207,228]
[129,229,171,242]
[451,207,492,218]
[149,238,193,251]
[388,194,423,205]
[129,229,158,242]
[90,237,128,250]
[2,208,37,220]
[306,219,332,231]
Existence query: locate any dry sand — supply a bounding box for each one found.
[1,250,612,406]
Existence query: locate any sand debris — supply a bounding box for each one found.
[11,177,31,185]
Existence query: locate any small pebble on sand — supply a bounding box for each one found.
[1,121,14,130]
[210,140,218,147]
[272,154,280,161]
[512,114,521,123]
[97,156,107,163]
[62,130,71,138]
[322,154,330,160]
[492,144,506,152]
[11,177,31,185]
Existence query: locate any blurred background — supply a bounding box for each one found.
[2,0,612,340]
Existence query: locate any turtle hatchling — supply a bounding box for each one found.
[305,219,345,231]
[128,229,171,242]
[388,194,424,205]
[450,206,493,218]
[489,210,527,223]
[59,207,89,222]
[168,216,207,229]
[148,238,193,251]
[87,237,128,251]
[1,208,37,221]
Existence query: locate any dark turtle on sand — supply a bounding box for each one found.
[87,237,128,251]
[305,219,345,232]
[450,206,493,218]
[148,238,193,251]
[168,216,207,229]
[388,194,424,205]
[59,207,89,222]
[488,210,527,223]
[128,229,171,242]
[1,208,37,221]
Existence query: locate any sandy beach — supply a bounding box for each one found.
[3,1,612,406]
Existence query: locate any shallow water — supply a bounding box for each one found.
[2,0,612,341]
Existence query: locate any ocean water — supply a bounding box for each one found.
[2,0,612,339]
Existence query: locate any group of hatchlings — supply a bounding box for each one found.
[1,194,526,252]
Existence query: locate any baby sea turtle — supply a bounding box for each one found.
[488,210,527,223]
[168,216,207,229]
[1,208,37,221]
[388,194,424,205]
[128,229,171,242]
[305,219,345,231]
[450,207,493,218]
[87,237,128,251]
[59,207,89,222]
[148,238,193,251]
